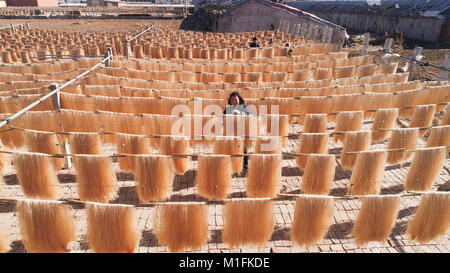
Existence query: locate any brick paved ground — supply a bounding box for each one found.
[0,121,449,253]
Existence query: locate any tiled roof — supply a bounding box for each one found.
[287,0,450,18]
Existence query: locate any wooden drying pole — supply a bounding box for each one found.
[362,32,370,56]
[438,52,450,81]
[381,37,450,81]
[0,40,112,163]
[0,23,24,32]
[0,54,113,129]
[124,23,156,59]
[0,191,436,208]
[407,46,423,81]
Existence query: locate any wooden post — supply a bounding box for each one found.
[300,22,307,38]
[381,38,393,64]
[50,83,71,169]
[326,27,333,44]
[49,84,60,110]
[284,20,291,34]
[279,18,286,32]
[295,24,301,39]
[362,32,370,56]
[287,21,294,34]
[364,17,370,33]
[62,141,72,170]
[306,23,314,40]
[312,25,320,41]
[438,52,450,81]
[124,40,130,59]
[293,24,299,38]
[383,38,393,53]
[337,31,347,52]
[320,27,327,43]
[104,46,112,67]
[408,46,423,81]
[290,22,296,35]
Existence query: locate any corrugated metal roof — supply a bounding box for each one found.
[287,0,450,17]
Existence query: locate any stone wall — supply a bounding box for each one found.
[296,10,448,43]
[211,0,347,47]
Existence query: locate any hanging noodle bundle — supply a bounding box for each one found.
[303,114,327,133]
[258,114,288,147]
[244,115,259,151]
[14,152,61,200]
[371,108,398,143]
[301,154,335,195]
[196,155,232,200]
[0,148,10,173]
[69,133,103,155]
[393,89,422,118]
[254,136,282,154]
[333,111,363,143]
[296,133,329,170]
[425,126,450,154]
[362,93,393,120]
[222,199,274,248]
[408,104,436,137]
[60,109,99,133]
[406,192,450,243]
[213,136,244,175]
[439,104,450,125]
[0,228,9,253]
[246,154,282,198]
[153,203,209,253]
[159,135,190,175]
[25,130,64,170]
[404,147,446,191]
[115,133,150,173]
[133,155,175,202]
[340,131,371,171]
[0,124,25,149]
[291,195,334,247]
[348,150,387,195]
[73,154,118,203]
[351,195,400,246]
[386,128,419,164]
[17,199,76,253]
[86,202,141,253]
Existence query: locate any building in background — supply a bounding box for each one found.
[288,0,450,44]
[198,0,347,46]
[6,0,59,6]
[124,0,191,4]
[59,0,88,7]
[86,0,126,6]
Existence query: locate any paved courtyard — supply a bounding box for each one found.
[0,121,449,253]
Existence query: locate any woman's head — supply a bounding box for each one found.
[228,91,245,106]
